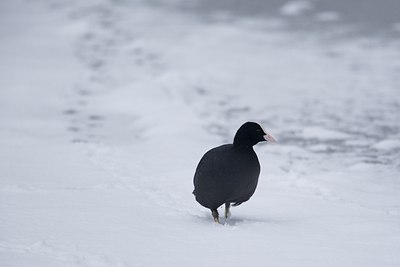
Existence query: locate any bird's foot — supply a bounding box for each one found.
[225,203,231,219]
[211,209,221,224]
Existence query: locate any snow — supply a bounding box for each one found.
[299,126,351,140]
[280,1,313,16]
[1,0,400,266]
[314,11,341,22]
[394,22,400,32]
[372,139,400,151]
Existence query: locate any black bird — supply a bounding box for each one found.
[193,122,276,223]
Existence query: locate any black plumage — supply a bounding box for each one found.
[193,122,276,223]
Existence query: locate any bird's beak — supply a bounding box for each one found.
[263,132,277,143]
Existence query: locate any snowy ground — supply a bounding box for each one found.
[1,0,400,266]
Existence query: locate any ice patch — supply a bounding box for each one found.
[280,1,313,16]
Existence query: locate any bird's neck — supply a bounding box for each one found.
[233,139,255,149]
[233,133,256,148]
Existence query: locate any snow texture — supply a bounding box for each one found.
[314,11,341,22]
[1,0,400,266]
[393,22,400,32]
[280,0,313,16]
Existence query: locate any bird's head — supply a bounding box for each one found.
[233,122,277,147]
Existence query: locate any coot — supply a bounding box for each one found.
[193,122,276,223]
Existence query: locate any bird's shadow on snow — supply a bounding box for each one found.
[223,216,288,227]
[191,212,288,227]
[223,217,267,226]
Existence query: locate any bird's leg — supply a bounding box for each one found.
[211,209,220,223]
[225,203,231,219]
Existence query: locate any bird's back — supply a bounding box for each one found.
[193,144,260,209]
